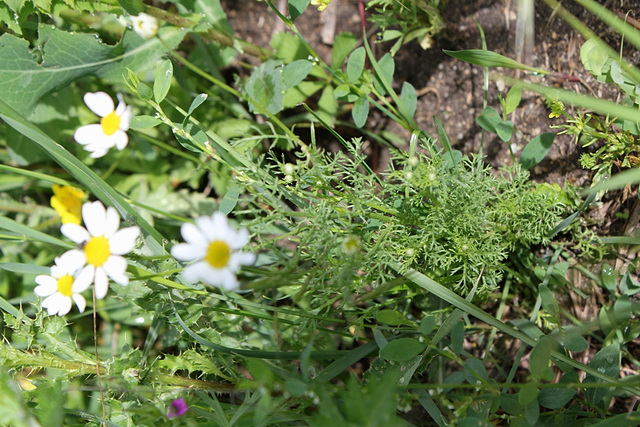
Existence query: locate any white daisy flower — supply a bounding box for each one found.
[60,201,140,299]
[74,92,132,158]
[130,12,159,39]
[171,212,255,290]
[35,251,89,316]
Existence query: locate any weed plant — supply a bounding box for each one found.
[0,0,639,426]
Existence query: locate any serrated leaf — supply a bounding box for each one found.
[153,59,173,103]
[379,338,426,362]
[0,25,187,116]
[347,46,365,83]
[520,132,554,169]
[399,81,417,118]
[352,96,369,128]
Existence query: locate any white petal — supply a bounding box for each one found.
[88,147,110,158]
[57,250,86,274]
[103,207,121,238]
[84,92,115,117]
[171,243,203,261]
[73,294,86,313]
[42,293,64,316]
[94,267,110,299]
[230,228,251,250]
[74,265,95,291]
[74,124,104,145]
[103,255,129,285]
[61,224,90,244]
[71,273,91,293]
[57,297,73,316]
[83,201,107,237]
[119,106,132,131]
[34,276,57,297]
[181,222,208,248]
[112,130,129,151]
[181,261,212,284]
[211,268,239,290]
[196,215,218,241]
[109,226,139,255]
[228,251,256,271]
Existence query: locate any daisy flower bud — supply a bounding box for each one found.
[130,13,159,39]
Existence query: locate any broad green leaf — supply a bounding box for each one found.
[525,398,540,425]
[375,309,409,326]
[187,93,209,116]
[583,344,621,407]
[563,331,588,352]
[373,53,395,95]
[288,0,311,22]
[0,216,73,249]
[129,115,163,129]
[0,263,49,275]
[331,32,358,70]
[219,187,240,215]
[450,319,464,355]
[282,59,314,89]
[118,0,143,15]
[518,382,538,405]
[153,59,173,103]
[347,46,365,83]
[244,59,284,114]
[464,358,489,383]
[529,335,556,380]
[476,107,512,141]
[580,38,611,77]
[316,85,337,127]
[352,96,369,128]
[420,316,436,336]
[520,133,554,170]
[194,0,233,34]
[539,284,559,320]
[283,80,323,108]
[600,263,616,293]
[0,25,187,116]
[538,371,578,409]
[399,81,417,119]
[504,81,523,115]
[444,49,547,74]
[379,338,426,362]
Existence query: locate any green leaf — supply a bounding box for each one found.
[518,382,538,405]
[187,93,209,116]
[0,25,187,116]
[118,0,144,15]
[444,49,548,74]
[283,80,324,108]
[583,344,621,407]
[476,107,513,141]
[539,284,559,321]
[504,81,523,115]
[420,316,436,336]
[347,46,365,83]
[563,331,588,352]
[153,59,173,104]
[520,133,554,170]
[464,358,489,383]
[129,115,162,130]
[399,81,417,119]
[529,335,556,379]
[331,32,358,70]
[316,85,337,127]
[288,0,311,22]
[379,338,426,362]
[375,309,409,326]
[352,96,369,128]
[450,319,464,355]
[244,59,284,114]
[373,53,395,95]
[580,38,610,77]
[282,59,314,89]
[194,0,233,34]
[219,187,240,215]
[538,371,578,409]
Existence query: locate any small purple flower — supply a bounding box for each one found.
[167,398,188,418]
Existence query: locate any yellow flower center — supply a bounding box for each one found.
[50,185,86,225]
[100,111,121,136]
[85,236,110,267]
[56,275,74,297]
[205,240,231,269]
